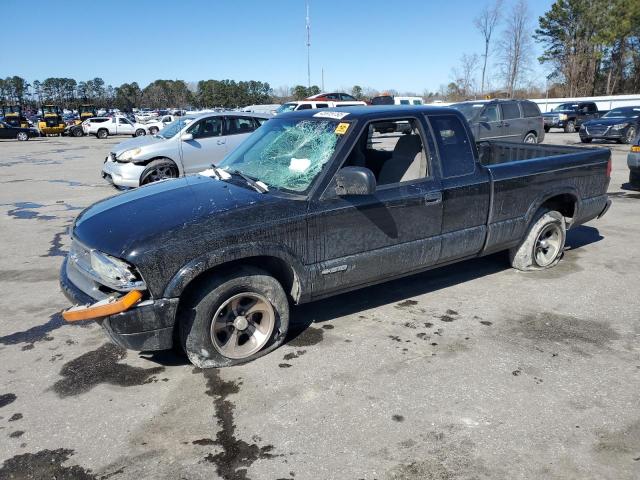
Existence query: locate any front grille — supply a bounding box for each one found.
[45,118,60,127]
[586,125,608,136]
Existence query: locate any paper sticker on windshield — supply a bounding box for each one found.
[335,122,350,135]
[313,111,349,120]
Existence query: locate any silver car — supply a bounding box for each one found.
[101,112,271,188]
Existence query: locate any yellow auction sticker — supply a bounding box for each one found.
[335,122,350,135]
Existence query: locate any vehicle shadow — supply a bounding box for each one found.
[621,182,639,192]
[288,224,604,338]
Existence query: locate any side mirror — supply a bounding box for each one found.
[479,115,489,123]
[180,133,193,141]
[334,166,376,196]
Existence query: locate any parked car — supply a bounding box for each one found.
[306,92,359,102]
[370,95,424,106]
[0,121,40,141]
[275,100,366,114]
[579,106,640,144]
[451,99,545,143]
[628,133,640,187]
[101,112,270,188]
[61,105,611,368]
[542,101,602,133]
[141,114,179,135]
[83,115,154,139]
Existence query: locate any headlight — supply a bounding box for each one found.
[612,123,629,130]
[89,250,145,290]
[558,113,568,121]
[117,148,142,161]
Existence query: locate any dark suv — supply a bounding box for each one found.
[450,99,545,144]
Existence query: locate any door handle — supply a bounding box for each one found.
[502,122,510,127]
[217,139,226,145]
[424,192,442,204]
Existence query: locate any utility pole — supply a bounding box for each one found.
[306,0,311,89]
[321,67,324,91]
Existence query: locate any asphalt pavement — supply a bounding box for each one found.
[0,131,638,480]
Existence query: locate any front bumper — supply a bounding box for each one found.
[102,157,145,188]
[543,117,563,127]
[579,126,626,140]
[60,257,178,351]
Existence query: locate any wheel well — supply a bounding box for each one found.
[178,256,300,303]
[133,156,177,167]
[540,194,576,220]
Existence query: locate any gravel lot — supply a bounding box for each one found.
[0,131,638,480]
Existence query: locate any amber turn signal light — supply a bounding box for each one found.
[62,290,143,322]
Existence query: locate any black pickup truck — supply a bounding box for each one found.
[542,101,602,133]
[60,106,611,368]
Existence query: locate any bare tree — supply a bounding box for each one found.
[499,0,532,97]
[474,0,503,96]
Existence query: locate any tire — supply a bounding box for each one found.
[139,158,179,185]
[630,170,640,187]
[72,127,83,137]
[97,129,108,139]
[564,121,576,133]
[544,126,550,133]
[134,128,146,137]
[622,126,636,145]
[523,132,537,144]
[149,127,159,135]
[16,132,29,141]
[509,209,566,271]
[581,137,592,143]
[178,266,290,368]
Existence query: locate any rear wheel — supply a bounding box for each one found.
[178,266,290,368]
[72,127,83,137]
[523,132,537,144]
[564,121,576,133]
[509,209,566,271]
[149,126,159,135]
[16,132,29,141]
[544,126,550,133]
[97,129,108,139]
[630,170,640,187]
[139,158,179,185]
[134,128,146,137]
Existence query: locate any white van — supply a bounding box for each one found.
[275,100,367,114]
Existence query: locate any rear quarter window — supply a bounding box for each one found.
[521,101,541,117]
[428,115,475,178]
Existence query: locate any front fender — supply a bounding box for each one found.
[162,242,308,301]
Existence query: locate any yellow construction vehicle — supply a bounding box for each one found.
[66,104,97,137]
[38,105,65,136]
[1,105,28,128]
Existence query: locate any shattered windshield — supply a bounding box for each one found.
[218,117,343,193]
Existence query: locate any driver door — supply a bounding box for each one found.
[306,117,443,298]
[179,116,225,173]
[117,118,135,135]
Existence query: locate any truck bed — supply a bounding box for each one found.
[477,141,592,165]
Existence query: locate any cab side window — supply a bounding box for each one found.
[188,117,222,139]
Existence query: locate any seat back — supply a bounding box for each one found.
[378,134,424,184]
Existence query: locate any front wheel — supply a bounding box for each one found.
[139,158,179,185]
[149,127,159,135]
[134,128,146,137]
[72,127,83,137]
[178,266,290,368]
[523,132,537,144]
[564,121,576,133]
[16,132,29,141]
[509,209,566,271]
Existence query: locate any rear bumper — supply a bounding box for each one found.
[597,198,612,219]
[60,257,178,351]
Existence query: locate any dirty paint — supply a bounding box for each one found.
[0,448,97,480]
[198,368,278,480]
[52,344,164,397]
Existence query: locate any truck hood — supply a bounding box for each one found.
[72,175,280,258]
[111,135,165,155]
[543,110,576,116]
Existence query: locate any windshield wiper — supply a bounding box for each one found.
[228,169,268,193]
